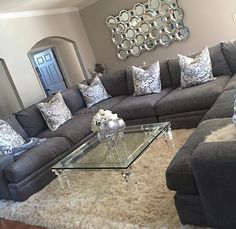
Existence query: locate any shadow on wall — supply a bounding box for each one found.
[0,59,23,118]
[28,36,88,96]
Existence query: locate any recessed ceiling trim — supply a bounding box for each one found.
[0,7,79,20]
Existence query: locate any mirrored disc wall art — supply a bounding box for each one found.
[106,0,189,60]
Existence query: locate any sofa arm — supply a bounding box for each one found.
[0,155,14,200]
[192,141,236,228]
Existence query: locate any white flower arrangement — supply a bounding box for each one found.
[91,109,118,133]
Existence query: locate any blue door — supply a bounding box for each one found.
[33,48,67,96]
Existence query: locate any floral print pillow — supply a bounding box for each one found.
[78,76,111,108]
[0,120,25,155]
[37,92,73,131]
[178,47,215,89]
[132,62,161,96]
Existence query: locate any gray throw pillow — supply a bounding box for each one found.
[37,92,73,131]
[178,47,215,88]
[78,76,111,108]
[132,62,161,96]
[0,120,25,155]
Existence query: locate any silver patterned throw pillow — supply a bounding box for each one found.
[178,47,215,89]
[37,92,73,131]
[132,62,161,96]
[78,76,111,108]
[0,120,25,155]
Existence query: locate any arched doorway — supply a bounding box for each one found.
[28,36,88,96]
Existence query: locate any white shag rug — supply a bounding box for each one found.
[0,129,212,229]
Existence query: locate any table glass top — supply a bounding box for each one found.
[52,122,170,170]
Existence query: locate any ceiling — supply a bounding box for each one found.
[0,0,99,13]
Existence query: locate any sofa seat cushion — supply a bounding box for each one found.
[166,118,232,194]
[75,96,127,115]
[37,114,93,145]
[224,74,236,91]
[202,89,234,121]
[112,88,172,120]
[4,137,71,183]
[155,75,230,116]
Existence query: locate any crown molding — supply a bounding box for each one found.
[0,7,79,20]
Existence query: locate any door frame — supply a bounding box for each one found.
[29,45,69,96]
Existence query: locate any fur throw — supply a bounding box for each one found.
[205,124,236,142]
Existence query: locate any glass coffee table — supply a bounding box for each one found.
[52,122,172,190]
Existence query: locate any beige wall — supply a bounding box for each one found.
[80,0,236,74]
[55,40,85,85]
[0,12,96,107]
[0,60,22,118]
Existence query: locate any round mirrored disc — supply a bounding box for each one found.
[134,34,145,45]
[117,49,128,60]
[175,27,189,41]
[148,0,159,10]
[121,39,132,49]
[159,33,172,46]
[133,3,145,16]
[144,39,156,50]
[112,33,123,44]
[131,45,141,56]
[119,10,130,22]
[129,16,141,28]
[106,16,117,29]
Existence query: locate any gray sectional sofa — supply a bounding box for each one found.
[0,40,236,227]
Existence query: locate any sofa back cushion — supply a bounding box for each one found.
[16,103,49,138]
[99,70,129,96]
[126,61,172,95]
[221,40,236,74]
[61,86,85,114]
[3,114,28,140]
[168,43,232,88]
[208,43,232,76]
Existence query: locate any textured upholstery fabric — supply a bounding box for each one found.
[36,114,93,145]
[61,86,85,114]
[4,137,71,183]
[192,140,236,228]
[223,74,236,91]
[0,155,14,199]
[75,96,127,115]
[159,110,208,129]
[208,43,232,76]
[100,70,129,96]
[3,114,28,140]
[112,88,172,120]
[126,61,172,94]
[166,118,232,194]
[167,58,181,88]
[174,194,207,226]
[155,75,230,116]
[221,40,236,73]
[16,104,48,138]
[202,89,234,121]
